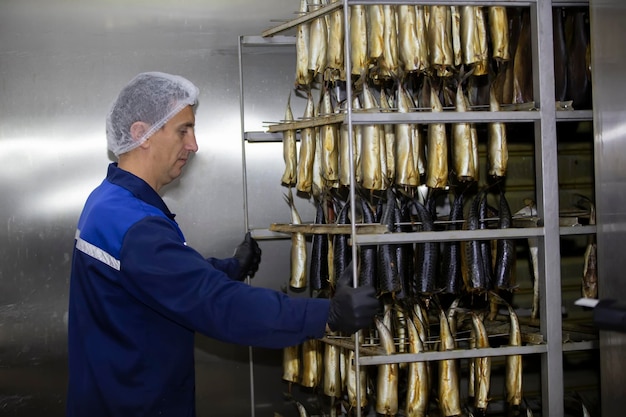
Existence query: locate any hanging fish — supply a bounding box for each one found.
[280,93,298,186]
[438,308,462,417]
[361,83,383,190]
[494,189,516,290]
[339,96,362,186]
[566,9,592,109]
[462,188,489,292]
[310,199,329,292]
[395,84,419,187]
[405,312,429,417]
[397,4,426,73]
[325,0,344,82]
[350,5,368,76]
[333,199,352,281]
[441,190,465,294]
[489,6,510,62]
[378,188,401,295]
[412,197,438,295]
[296,92,316,193]
[379,4,399,78]
[415,5,430,73]
[428,6,454,76]
[320,85,339,184]
[488,86,509,178]
[512,9,533,104]
[450,6,463,67]
[380,88,396,184]
[553,7,568,103]
[345,332,368,408]
[368,4,384,62]
[308,0,327,81]
[581,197,597,299]
[426,85,449,189]
[323,331,342,398]
[471,312,491,413]
[359,197,378,288]
[452,82,479,182]
[282,343,300,384]
[505,303,523,408]
[374,312,399,416]
[473,6,489,76]
[285,189,307,289]
[300,338,323,388]
[295,0,311,86]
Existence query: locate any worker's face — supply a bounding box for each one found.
[148,105,197,188]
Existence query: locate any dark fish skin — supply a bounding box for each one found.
[310,200,329,291]
[553,7,568,102]
[462,189,488,292]
[396,195,415,299]
[333,200,352,283]
[378,189,401,295]
[501,8,523,104]
[441,190,464,294]
[494,190,516,290]
[478,190,494,290]
[512,9,533,104]
[411,197,438,295]
[393,201,409,300]
[359,197,378,288]
[566,9,591,109]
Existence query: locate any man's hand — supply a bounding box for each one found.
[327,262,379,334]
[233,232,262,281]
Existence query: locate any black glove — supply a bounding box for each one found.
[233,232,262,281]
[327,262,379,334]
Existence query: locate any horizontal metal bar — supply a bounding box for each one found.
[244,131,284,142]
[555,109,594,121]
[240,35,296,46]
[354,227,545,245]
[262,1,342,37]
[559,224,597,236]
[562,340,599,352]
[349,110,540,124]
[358,344,547,366]
[249,228,290,240]
[352,0,536,5]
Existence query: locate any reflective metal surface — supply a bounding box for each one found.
[0,0,297,415]
[590,0,626,416]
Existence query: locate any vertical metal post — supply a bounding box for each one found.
[589,0,626,415]
[530,2,564,416]
[238,35,256,417]
[341,0,363,416]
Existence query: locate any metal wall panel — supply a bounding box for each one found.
[0,0,294,415]
[590,0,626,416]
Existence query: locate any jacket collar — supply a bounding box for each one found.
[106,162,176,220]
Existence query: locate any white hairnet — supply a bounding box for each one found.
[106,72,200,156]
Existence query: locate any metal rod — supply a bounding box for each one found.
[238,35,256,417]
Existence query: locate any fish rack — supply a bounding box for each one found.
[239,0,596,415]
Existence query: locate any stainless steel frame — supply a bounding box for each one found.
[240,1,604,416]
[590,1,626,416]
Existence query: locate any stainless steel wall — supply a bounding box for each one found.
[590,0,626,416]
[0,0,299,415]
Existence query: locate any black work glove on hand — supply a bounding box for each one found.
[233,232,262,281]
[327,262,379,334]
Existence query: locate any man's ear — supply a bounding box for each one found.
[130,121,149,142]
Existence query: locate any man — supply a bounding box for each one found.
[66,72,378,416]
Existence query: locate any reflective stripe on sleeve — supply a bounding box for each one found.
[75,229,121,271]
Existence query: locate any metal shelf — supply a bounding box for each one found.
[358,344,547,366]
[355,227,544,245]
[239,1,594,415]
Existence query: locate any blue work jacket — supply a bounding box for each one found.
[67,163,330,417]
